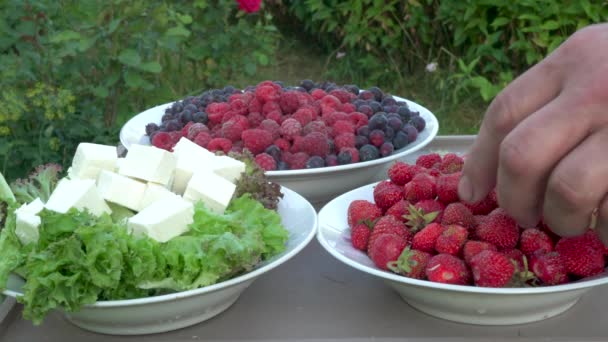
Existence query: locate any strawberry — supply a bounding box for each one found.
[441,202,475,231]
[469,250,515,287]
[412,223,446,254]
[347,200,382,228]
[373,180,404,211]
[369,215,411,248]
[404,203,441,232]
[415,153,441,169]
[415,199,445,223]
[387,247,432,279]
[403,173,436,203]
[439,153,464,174]
[463,240,497,265]
[368,234,409,270]
[426,254,471,285]
[475,210,519,250]
[435,224,468,256]
[519,228,554,257]
[387,162,422,185]
[555,230,606,277]
[501,248,526,271]
[537,219,562,244]
[529,251,569,285]
[385,199,411,222]
[464,189,498,215]
[436,172,460,204]
[351,222,373,252]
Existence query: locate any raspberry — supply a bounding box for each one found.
[187,123,210,140]
[369,129,386,147]
[280,118,302,140]
[348,112,368,128]
[332,120,355,137]
[206,102,230,125]
[242,129,273,154]
[259,119,281,140]
[325,154,338,166]
[274,138,291,152]
[329,89,356,103]
[257,80,282,92]
[292,108,314,126]
[311,88,327,100]
[228,93,249,104]
[255,85,280,102]
[168,131,183,146]
[323,111,348,126]
[279,91,300,114]
[262,101,282,116]
[181,122,194,137]
[220,110,239,124]
[151,132,172,151]
[248,98,263,113]
[229,99,248,116]
[321,95,341,113]
[340,103,357,113]
[301,132,330,157]
[193,132,212,148]
[265,110,282,123]
[231,115,250,130]
[290,135,305,153]
[339,147,360,163]
[207,138,232,153]
[289,152,310,170]
[302,120,328,136]
[335,133,356,151]
[248,111,265,128]
[254,153,277,171]
[221,120,245,142]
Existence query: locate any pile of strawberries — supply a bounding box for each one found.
[347,152,608,288]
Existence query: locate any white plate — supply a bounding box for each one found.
[3,186,318,335]
[119,96,438,204]
[317,182,608,325]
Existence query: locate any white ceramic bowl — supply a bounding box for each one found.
[317,182,608,326]
[119,96,438,204]
[3,186,318,335]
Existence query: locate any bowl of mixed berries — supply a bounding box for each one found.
[119,80,438,203]
[317,152,608,325]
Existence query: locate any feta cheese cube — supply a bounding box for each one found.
[119,144,176,186]
[183,170,236,214]
[211,155,246,184]
[128,196,194,243]
[15,198,44,245]
[45,178,111,216]
[172,137,216,194]
[138,182,179,211]
[70,143,118,180]
[97,170,146,211]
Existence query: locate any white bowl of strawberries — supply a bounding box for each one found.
[317,152,608,325]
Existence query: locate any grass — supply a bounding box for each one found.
[233,38,487,136]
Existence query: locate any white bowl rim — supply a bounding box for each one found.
[3,186,318,307]
[317,181,608,295]
[119,96,439,177]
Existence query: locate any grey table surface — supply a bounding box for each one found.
[3,136,608,341]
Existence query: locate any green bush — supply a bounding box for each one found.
[281,0,608,101]
[0,0,279,181]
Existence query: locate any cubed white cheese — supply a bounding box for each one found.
[119,144,176,186]
[138,182,179,211]
[45,178,111,216]
[172,137,216,194]
[15,198,44,245]
[70,143,118,180]
[128,196,194,243]
[183,170,236,214]
[211,155,246,184]
[97,170,146,211]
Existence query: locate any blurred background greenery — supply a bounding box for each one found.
[1,0,606,180]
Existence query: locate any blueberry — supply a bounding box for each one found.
[345,84,360,95]
[369,101,383,113]
[368,86,384,101]
[161,113,174,123]
[273,81,285,88]
[277,161,289,170]
[299,79,314,91]
[380,142,394,157]
[145,123,159,136]
[179,110,193,124]
[397,106,411,121]
[359,144,380,161]
[358,90,375,101]
[211,89,224,97]
[325,154,339,166]
[337,151,352,165]
[306,156,325,169]
[356,125,370,137]
[410,116,426,132]
[193,112,208,124]
[384,105,399,113]
[392,131,409,149]
[387,115,403,131]
[358,105,373,117]
[184,104,198,113]
[325,85,338,93]
[368,113,388,130]
[396,101,408,106]
[381,97,397,107]
[355,135,369,148]
[384,126,395,141]
[369,129,386,147]
[353,99,366,108]
[328,139,336,154]
[294,86,308,93]
[171,102,184,114]
[265,145,282,162]
[165,119,182,132]
[402,124,418,143]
